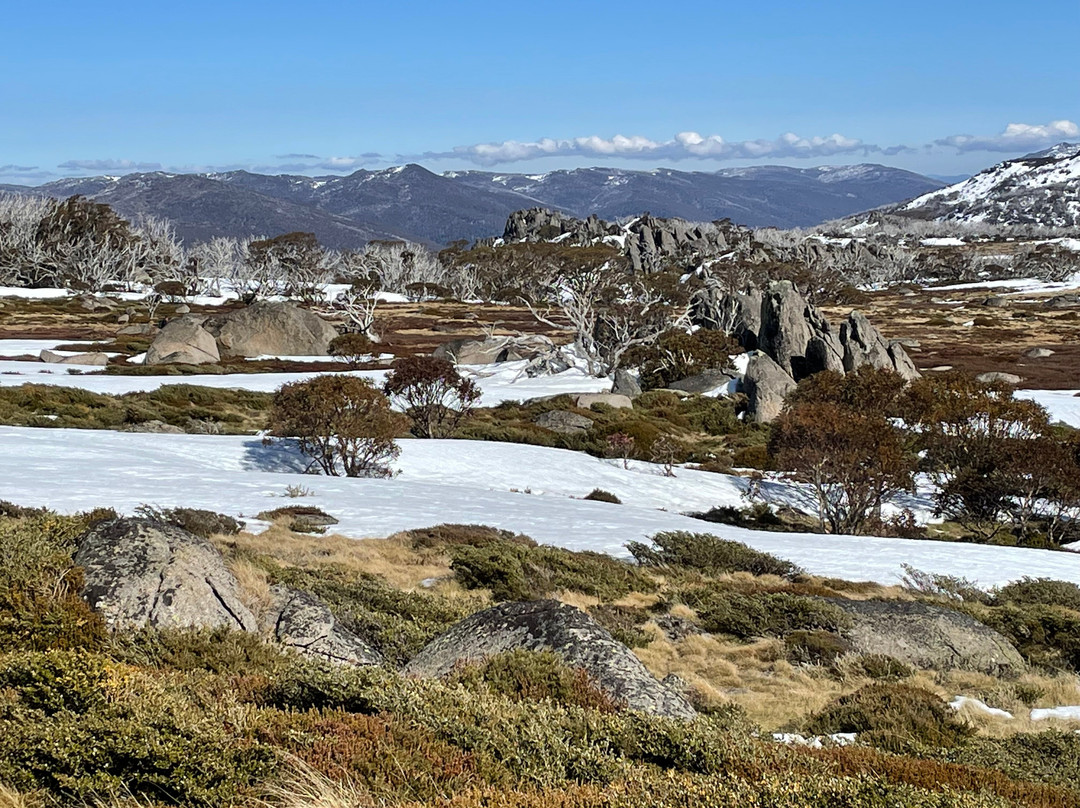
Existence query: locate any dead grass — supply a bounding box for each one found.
[0,786,39,808]
[217,527,453,591]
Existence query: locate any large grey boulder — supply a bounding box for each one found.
[976,371,1022,385]
[205,302,338,358]
[838,311,920,381]
[264,585,383,666]
[834,599,1025,677]
[433,337,506,365]
[666,369,735,395]
[75,518,256,632]
[742,352,797,423]
[574,393,633,409]
[145,315,220,365]
[406,600,697,720]
[691,288,762,349]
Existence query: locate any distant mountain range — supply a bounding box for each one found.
[894,143,1080,227]
[2,163,945,248]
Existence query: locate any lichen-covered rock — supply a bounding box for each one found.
[40,349,110,366]
[205,301,338,358]
[405,600,697,720]
[834,599,1025,677]
[145,315,220,365]
[742,352,797,423]
[533,410,594,434]
[75,518,255,632]
[612,369,643,398]
[758,281,844,379]
[574,393,633,409]
[264,585,382,666]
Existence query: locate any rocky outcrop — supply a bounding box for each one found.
[758,281,845,380]
[834,599,1025,677]
[837,311,919,381]
[205,301,338,358]
[75,518,256,632]
[612,369,643,398]
[503,209,616,244]
[264,585,382,666]
[405,600,697,720]
[433,334,564,371]
[533,410,594,434]
[145,316,220,365]
[742,352,797,423]
[692,288,762,350]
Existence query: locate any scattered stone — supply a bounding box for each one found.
[117,314,130,324]
[1044,295,1079,309]
[927,365,954,372]
[264,585,383,666]
[574,393,633,409]
[976,372,1022,385]
[75,518,257,632]
[533,410,595,434]
[834,599,1025,677]
[1023,347,1055,359]
[653,614,703,643]
[982,296,1006,307]
[174,304,191,314]
[76,295,116,311]
[145,315,220,365]
[894,338,921,349]
[405,600,697,719]
[118,323,159,337]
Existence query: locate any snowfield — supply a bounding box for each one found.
[1,425,1077,589]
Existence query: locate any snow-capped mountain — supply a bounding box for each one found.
[3,163,943,247]
[897,143,1080,227]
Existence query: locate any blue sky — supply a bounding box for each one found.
[2,0,1077,184]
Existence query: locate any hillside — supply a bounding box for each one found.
[896,143,1080,227]
[2,162,943,248]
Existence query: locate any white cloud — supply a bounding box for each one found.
[416,130,879,166]
[935,120,1080,153]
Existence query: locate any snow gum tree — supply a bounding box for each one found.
[383,355,480,438]
[268,375,409,478]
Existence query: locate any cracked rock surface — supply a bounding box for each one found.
[75,518,256,632]
[264,585,383,666]
[405,600,697,720]
[834,599,1025,677]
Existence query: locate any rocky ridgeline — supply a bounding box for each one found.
[502,208,749,272]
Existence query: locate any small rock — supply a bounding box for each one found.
[264,585,382,666]
[534,410,594,434]
[1023,347,1055,359]
[976,372,1022,385]
[574,393,633,409]
[174,304,191,314]
[118,323,159,337]
[117,314,130,324]
[1044,295,1079,309]
[982,296,1006,307]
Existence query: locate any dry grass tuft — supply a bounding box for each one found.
[0,786,39,808]
[258,759,375,808]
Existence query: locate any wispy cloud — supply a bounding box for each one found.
[58,159,163,172]
[411,131,900,166]
[934,120,1080,153]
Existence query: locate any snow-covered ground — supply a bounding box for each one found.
[1017,389,1080,428]
[1,426,1076,589]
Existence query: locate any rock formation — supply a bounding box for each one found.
[405,600,697,720]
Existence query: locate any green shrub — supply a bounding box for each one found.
[962,601,1080,672]
[588,604,650,649]
[804,683,974,754]
[108,626,294,674]
[407,523,538,551]
[451,542,656,603]
[447,650,617,712]
[732,444,771,469]
[951,731,1080,794]
[0,650,111,715]
[133,505,245,538]
[994,578,1080,611]
[784,630,852,665]
[679,589,851,639]
[628,329,739,391]
[627,531,803,580]
[849,654,914,681]
[583,488,621,504]
[271,565,469,666]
